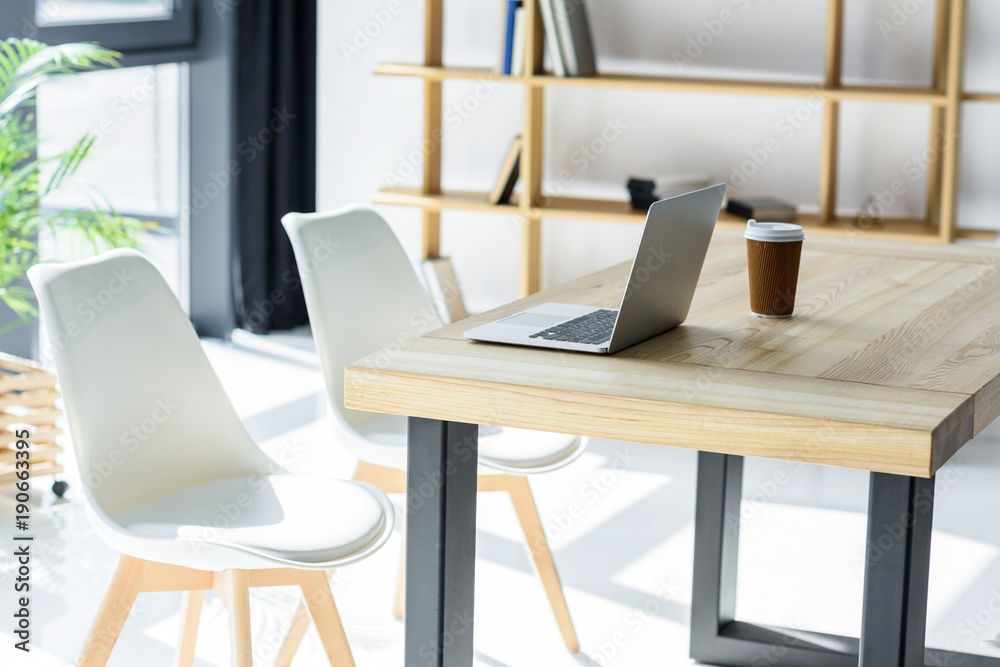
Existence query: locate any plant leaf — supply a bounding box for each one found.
[0,39,121,116]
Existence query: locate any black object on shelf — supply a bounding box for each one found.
[726,197,797,222]
[627,175,715,211]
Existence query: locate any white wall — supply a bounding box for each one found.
[317,0,1000,312]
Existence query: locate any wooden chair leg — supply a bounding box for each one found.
[174,590,204,667]
[77,555,149,666]
[393,541,406,620]
[78,555,149,666]
[216,570,253,666]
[274,597,311,667]
[507,476,580,652]
[299,570,356,667]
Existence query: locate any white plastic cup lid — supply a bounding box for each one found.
[744,218,804,242]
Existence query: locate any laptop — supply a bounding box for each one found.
[464,183,726,354]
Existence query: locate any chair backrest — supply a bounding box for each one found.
[281,206,442,431]
[28,250,271,516]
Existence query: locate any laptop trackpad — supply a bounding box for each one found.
[500,312,569,328]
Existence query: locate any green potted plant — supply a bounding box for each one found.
[0,38,147,354]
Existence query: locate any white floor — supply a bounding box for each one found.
[3,328,1000,666]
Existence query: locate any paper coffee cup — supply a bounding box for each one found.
[744,219,804,318]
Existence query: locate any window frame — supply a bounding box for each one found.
[1,0,239,338]
[15,0,196,54]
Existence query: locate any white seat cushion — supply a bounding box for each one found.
[113,475,387,564]
[480,425,582,470]
[356,416,582,471]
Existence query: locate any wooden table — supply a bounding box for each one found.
[345,227,1000,667]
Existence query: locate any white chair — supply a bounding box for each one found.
[276,205,587,660]
[28,250,395,667]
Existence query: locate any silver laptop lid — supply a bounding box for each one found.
[606,183,726,354]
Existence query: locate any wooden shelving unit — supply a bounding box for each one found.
[375,0,996,297]
[0,354,63,487]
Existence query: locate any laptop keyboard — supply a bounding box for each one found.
[529,309,617,345]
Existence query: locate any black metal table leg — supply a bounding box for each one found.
[405,417,479,667]
[690,452,999,667]
[690,452,743,660]
[691,452,858,667]
[860,472,935,667]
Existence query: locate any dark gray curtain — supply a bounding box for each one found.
[232,0,316,333]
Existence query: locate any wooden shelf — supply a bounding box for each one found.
[536,73,948,105]
[375,188,996,242]
[375,63,947,105]
[964,91,1000,103]
[374,63,506,83]
[374,188,520,214]
[535,197,938,241]
[379,0,986,298]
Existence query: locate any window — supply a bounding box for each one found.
[36,63,187,300]
[33,0,195,53]
[2,0,238,338]
[36,0,174,25]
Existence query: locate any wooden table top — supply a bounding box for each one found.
[345,227,1000,477]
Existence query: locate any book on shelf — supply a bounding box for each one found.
[726,197,797,222]
[551,0,597,77]
[488,135,523,205]
[626,174,715,211]
[511,6,526,76]
[537,0,567,76]
[499,0,523,76]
